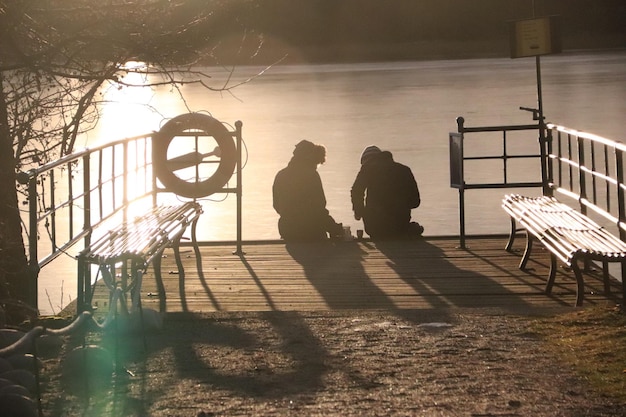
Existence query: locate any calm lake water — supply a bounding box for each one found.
[39,50,626,314]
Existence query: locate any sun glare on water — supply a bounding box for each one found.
[94,61,162,142]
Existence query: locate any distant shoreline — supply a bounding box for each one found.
[206,34,625,66]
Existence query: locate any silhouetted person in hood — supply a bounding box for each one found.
[351,145,422,240]
[273,140,343,241]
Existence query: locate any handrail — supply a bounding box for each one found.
[548,123,626,153]
[17,114,244,310]
[18,133,154,178]
[449,115,626,249]
[449,115,544,247]
[17,133,156,307]
[546,123,626,241]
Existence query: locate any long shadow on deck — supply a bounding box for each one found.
[286,241,397,311]
[285,238,539,324]
[375,238,538,313]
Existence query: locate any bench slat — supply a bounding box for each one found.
[503,194,626,306]
[81,202,201,264]
[503,194,626,262]
[77,201,203,313]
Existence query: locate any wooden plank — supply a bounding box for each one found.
[86,236,623,315]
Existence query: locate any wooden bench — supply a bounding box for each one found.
[76,201,203,313]
[502,194,626,306]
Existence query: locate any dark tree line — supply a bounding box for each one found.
[193,0,626,63]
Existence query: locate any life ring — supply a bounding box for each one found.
[153,113,237,198]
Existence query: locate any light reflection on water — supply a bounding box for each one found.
[38,51,626,314]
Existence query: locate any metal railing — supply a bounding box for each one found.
[547,123,626,241]
[18,134,156,307]
[449,112,545,247]
[17,116,244,309]
[449,111,626,249]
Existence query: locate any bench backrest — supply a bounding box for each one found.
[546,123,626,240]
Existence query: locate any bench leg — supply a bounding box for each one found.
[191,215,203,279]
[571,260,585,307]
[173,239,186,311]
[519,232,533,270]
[130,261,143,311]
[131,265,148,351]
[77,257,97,313]
[77,258,87,313]
[546,257,585,307]
[190,217,204,311]
[505,217,516,251]
[191,215,202,263]
[153,252,167,313]
[545,254,558,294]
[622,260,626,308]
[601,260,611,296]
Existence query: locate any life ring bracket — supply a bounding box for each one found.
[152,113,237,198]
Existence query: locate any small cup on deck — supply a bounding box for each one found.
[343,225,352,241]
[357,229,364,240]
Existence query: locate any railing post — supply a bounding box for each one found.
[545,127,554,195]
[577,135,587,215]
[79,153,92,313]
[538,117,551,197]
[458,188,466,249]
[616,148,626,241]
[455,117,466,249]
[614,147,626,307]
[234,120,244,255]
[123,141,129,222]
[150,134,158,207]
[456,116,465,133]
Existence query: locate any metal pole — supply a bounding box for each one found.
[459,189,466,249]
[455,117,467,249]
[536,55,550,195]
[233,121,244,255]
[532,0,550,195]
[123,141,129,222]
[80,154,92,313]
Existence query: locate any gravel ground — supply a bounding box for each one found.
[38,308,626,417]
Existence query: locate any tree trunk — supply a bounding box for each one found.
[0,84,33,310]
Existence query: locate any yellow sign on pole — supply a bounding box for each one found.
[510,16,561,58]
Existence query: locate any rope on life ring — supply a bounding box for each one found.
[153,113,237,198]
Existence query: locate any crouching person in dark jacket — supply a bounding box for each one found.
[351,145,423,240]
[273,140,343,241]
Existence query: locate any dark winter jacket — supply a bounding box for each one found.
[351,151,420,239]
[273,156,338,241]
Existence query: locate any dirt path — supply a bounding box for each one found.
[39,308,626,416]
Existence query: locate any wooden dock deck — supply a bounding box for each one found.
[89,236,622,314]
